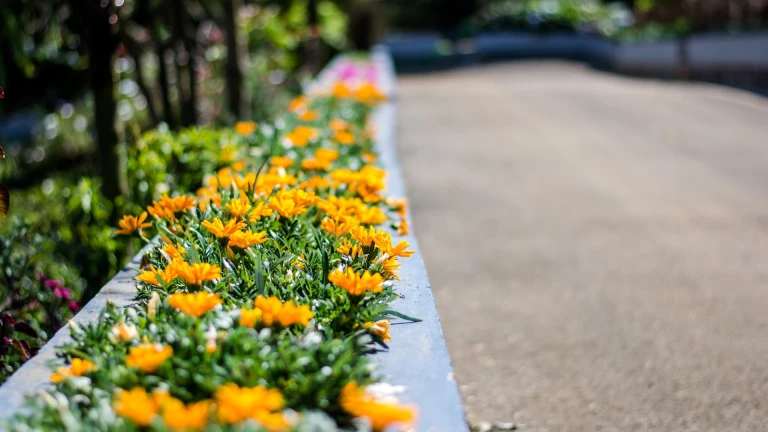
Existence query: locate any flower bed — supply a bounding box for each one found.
[0,52,440,431]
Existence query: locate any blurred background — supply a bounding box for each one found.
[3,1,768,429]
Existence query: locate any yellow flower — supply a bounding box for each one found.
[332,82,351,98]
[254,296,313,327]
[285,126,318,147]
[126,343,173,372]
[373,233,415,259]
[161,398,212,431]
[357,206,386,225]
[277,301,314,327]
[321,217,357,237]
[301,158,331,171]
[116,212,151,236]
[298,176,330,190]
[201,218,247,239]
[339,382,415,432]
[354,82,387,106]
[162,243,186,261]
[299,110,318,122]
[226,197,252,219]
[397,218,409,235]
[113,387,159,426]
[329,118,349,132]
[235,121,258,135]
[386,197,408,216]
[50,358,97,383]
[239,308,263,327]
[349,225,388,247]
[214,383,285,425]
[110,322,139,343]
[270,156,294,168]
[337,238,363,258]
[315,148,339,162]
[268,189,317,218]
[329,268,384,296]
[248,201,275,222]
[333,130,355,145]
[381,257,402,280]
[176,262,223,285]
[168,292,222,318]
[136,264,177,286]
[228,230,267,249]
[364,320,392,342]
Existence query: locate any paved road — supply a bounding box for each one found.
[396,61,768,432]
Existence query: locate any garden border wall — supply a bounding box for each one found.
[0,47,469,431]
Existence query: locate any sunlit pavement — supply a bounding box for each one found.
[397,61,768,431]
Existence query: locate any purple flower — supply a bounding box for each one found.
[36,273,49,281]
[53,287,72,299]
[67,301,80,312]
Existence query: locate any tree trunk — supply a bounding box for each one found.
[157,46,177,129]
[171,0,197,126]
[86,0,124,204]
[223,0,248,119]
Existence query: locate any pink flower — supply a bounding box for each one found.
[53,287,72,299]
[45,279,63,290]
[67,301,80,312]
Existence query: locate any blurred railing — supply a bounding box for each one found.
[386,31,768,92]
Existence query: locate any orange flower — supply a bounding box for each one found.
[333,130,355,145]
[227,230,267,248]
[239,308,263,327]
[235,121,258,135]
[161,398,212,431]
[269,156,294,168]
[161,243,186,261]
[332,82,351,98]
[364,320,392,342]
[397,218,410,235]
[248,201,275,223]
[299,110,317,122]
[329,268,384,296]
[339,382,415,431]
[254,296,313,327]
[202,218,247,239]
[226,197,252,219]
[116,212,151,236]
[285,126,318,147]
[354,82,387,105]
[50,358,97,383]
[337,238,363,258]
[168,292,222,317]
[321,217,357,237]
[329,118,349,132]
[288,96,307,113]
[113,387,159,426]
[126,343,173,373]
[176,262,222,285]
[315,148,339,162]
[136,264,178,286]
[301,158,331,171]
[349,225,388,247]
[214,383,286,426]
[267,189,317,218]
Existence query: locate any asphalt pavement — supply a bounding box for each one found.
[397,61,768,432]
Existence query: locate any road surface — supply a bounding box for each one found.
[396,61,768,431]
